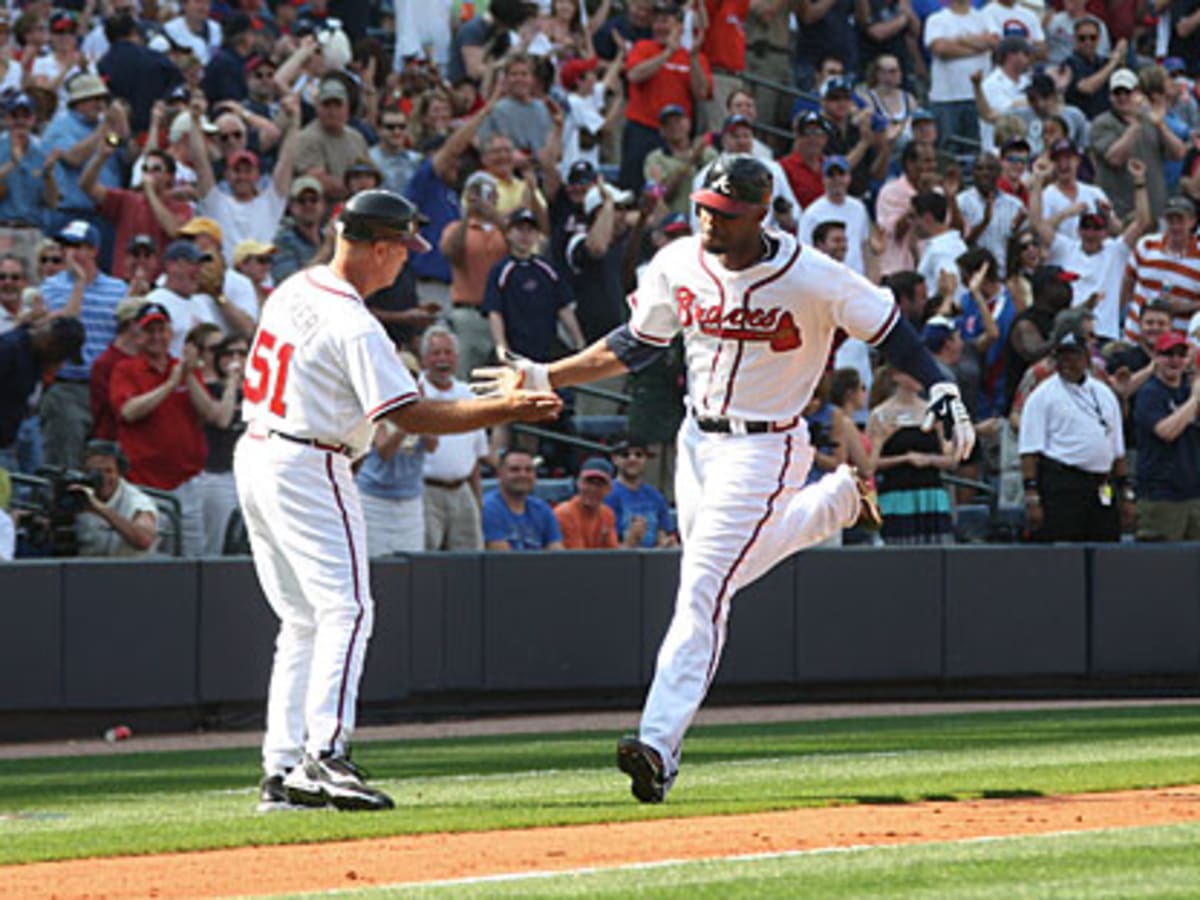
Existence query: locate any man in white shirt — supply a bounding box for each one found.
[924,0,999,149]
[73,439,159,557]
[144,240,215,356]
[1041,138,1111,240]
[975,36,1033,151]
[1019,324,1131,541]
[914,191,969,300]
[957,152,1026,276]
[175,216,259,341]
[418,326,489,551]
[1031,154,1151,341]
[162,0,222,66]
[192,93,301,262]
[797,155,873,276]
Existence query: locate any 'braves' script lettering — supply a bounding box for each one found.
[676,286,802,351]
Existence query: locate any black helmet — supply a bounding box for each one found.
[690,154,773,217]
[338,189,431,251]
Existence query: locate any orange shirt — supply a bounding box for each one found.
[554,495,620,549]
[701,0,749,73]
[439,218,509,307]
[625,40,712,129]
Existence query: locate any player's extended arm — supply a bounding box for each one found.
[875,313,975,461]
[385,391,562,436]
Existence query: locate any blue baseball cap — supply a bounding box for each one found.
[579,457,614,482]
[57,220,101,248]
[658,103,686,124]
[912,107,935,123]
[5,92,36,114]
[921,315,957,353]
[163,239,212,263]
[823,155,850,175]
[820,76,854,98]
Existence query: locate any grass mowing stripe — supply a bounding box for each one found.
[291,822,1200,899]
[3,705,1200,865]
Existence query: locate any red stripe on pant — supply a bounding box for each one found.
[703,434,794,687]
[325,453,364,755]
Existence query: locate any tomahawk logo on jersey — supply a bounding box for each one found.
[628,232,899,421]
[242,266,418,454]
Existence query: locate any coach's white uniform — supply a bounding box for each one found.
[628,230,900,778]
[234,265,419,777]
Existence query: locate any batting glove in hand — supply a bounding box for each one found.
[921,382,975,462]
[471,347,552,397]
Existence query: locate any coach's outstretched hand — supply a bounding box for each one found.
[471,347,552,396]
[506,390,564,422]
[922,382,975,462]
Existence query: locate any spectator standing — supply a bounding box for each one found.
[89,296,145,442]
[40,220,128,468]
[195,330,246,556]
[1040,139,1109,241]
[271,177,326,284]
[794,0,859,91]
[698,0,750,130]
[80,146,191,281]
[797,156,874,277]
[439,171,509,378]
[482,448,565,550]
[742,0,793,137]
[819,77,891,198]
[867,367,957,544]
[954,248,1009,419]
[200,13,255,105]
[913,191,969,301]
[110,302,220,557]
[1124,196,1200,343]
[1047,1,1110,65]
[97,12,183,133]
[1090,68,1185,224]
[957,152,1026,277]
[162,0,222,66]
[1062,21,1124,120]
[1005,264,1076,411]
[0,319,85,476]
[0,92,56,270]
[193,94,301,262]
[233,240,277,310]
[560,53,625,176]
[0,255,37,335]
[294,76,370,202]
[1170,2,1200,80]
[980,0,1046,52]
[483,208,585,362]
[971,36,1033,152]
[549,161,598,268]
[72,439,159,558]
[923,0,997,150]
[479,132,550,227]
[644,105,714,217]
[419,326,489,551]
[478,53,553,152]
[724,89,777,161]
[1019,325,1131,541]
[370,107,422,196]
[1016,73,1090,156]
[606,437,677,547]
[555,456,623,548]
[143,240,217,357]
[1131,331,1200,540]
[875,141,936,277]
[357,393,434,557]
[566,182,638,344]
[780,110,829,210]
[619,0,713,192]
[1031,155,1151,342]
[175,217,260,341]
[595,0,654,60]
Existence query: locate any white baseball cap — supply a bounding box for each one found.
[584,183,634,218]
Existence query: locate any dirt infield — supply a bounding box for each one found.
[4,785,1199,898]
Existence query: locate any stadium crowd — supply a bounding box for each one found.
[3,0,1200,561]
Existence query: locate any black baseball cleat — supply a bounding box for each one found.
[617,736,668,804]
[283,753,395,812]
[257,771,314,812]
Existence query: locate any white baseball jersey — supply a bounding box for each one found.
[627,231,899,422]
[241,265,418,455]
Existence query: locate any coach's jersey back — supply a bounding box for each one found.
[241,265,418,454]
[627,232,898,422]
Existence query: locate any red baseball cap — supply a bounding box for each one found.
[228,149,260,170]
[1154,331,1189,354]
[560,58,598,92]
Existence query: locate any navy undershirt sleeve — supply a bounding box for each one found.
[605,324,667,373]
[875,315,946,390]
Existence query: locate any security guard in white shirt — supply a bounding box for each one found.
[1018,324,1133,541]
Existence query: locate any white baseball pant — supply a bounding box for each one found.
[234,434,374,777]
[639,416,860,779]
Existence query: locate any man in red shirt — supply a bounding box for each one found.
[699,0,749,131]
[779,110,828,209]
[79,147,193,281]
[109,302,221,557]
[619,0,713,192]
[89,297,146,441]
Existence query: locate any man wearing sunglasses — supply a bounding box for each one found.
[1131,331,1200,540]
[370,110,421,196]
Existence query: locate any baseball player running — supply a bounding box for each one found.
[475,155,974,803]
[236,190,561,812]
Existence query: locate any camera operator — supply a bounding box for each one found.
[72,440,158,557]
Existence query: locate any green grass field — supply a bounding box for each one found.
[1,702,1199,884]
